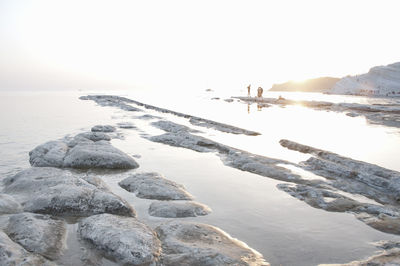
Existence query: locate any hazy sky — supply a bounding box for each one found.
[1,0,399,91]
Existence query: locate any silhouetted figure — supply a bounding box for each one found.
[257,87,263,98]
[247,84,251,97]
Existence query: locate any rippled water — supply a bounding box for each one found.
[1,89,400,265]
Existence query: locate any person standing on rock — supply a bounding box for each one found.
[247,84,251,97]
[257,87,263,98]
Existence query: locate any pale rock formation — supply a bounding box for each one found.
[5,212,66,260]
[3,167,135,217]
[0,231,55,266]
[119,172,193,200]
[155,221,269,265]
[148,201,212,218]
[79,213,161,265]
[329,62,400,96]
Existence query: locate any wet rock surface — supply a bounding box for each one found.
[80,95,142,112]
[79,213,161,265]
[0,231,55,266]
[5,212,66,260]
[81,95,261,135]
[280,139,400,205]
[3,167,135,217]
[0,194,22,214]
[119,172,193,200]
[148,122,305,184]
[155,221,269,265]
[91,125,116,132]
[149,201,212,218]
[277,183,400,234]
[29,131,138,169]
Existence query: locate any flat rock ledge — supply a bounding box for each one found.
[3,167,135,217]
[5,212,66,260]
[29,131,139,169]
[155,221,269,266]
[149,201,212,218]
[119,172,193,200]
[91,125,116,132]
[79,213,161,265]
[0,231,55,266]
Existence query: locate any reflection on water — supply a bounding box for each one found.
[1,90,400,265]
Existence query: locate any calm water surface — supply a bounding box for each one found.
[1,89,400,266]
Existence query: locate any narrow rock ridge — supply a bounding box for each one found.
[148,121,312,185]
[80,95,261,135]
[277,183,400,235]
[234,96,400,129]
[280,139,400,206]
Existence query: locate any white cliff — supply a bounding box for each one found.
[329,62,400,96]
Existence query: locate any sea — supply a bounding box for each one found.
[1,88,400,265]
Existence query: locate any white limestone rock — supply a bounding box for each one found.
[0,194,22,214]
[79,213,161,265]
[156,221,269,266]
[119,172,193,200]
[5,212,66,260]
[149,201,211,218]
[0,231,55,266]
[3,167,135,217]
[329,62,400,96]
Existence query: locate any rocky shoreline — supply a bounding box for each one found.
[1,94,400,265]
[0,124,268,265]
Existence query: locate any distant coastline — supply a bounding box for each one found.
[269,77,340,93]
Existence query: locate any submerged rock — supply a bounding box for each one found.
[29,131,139,170]
[0,231,55,266]
[79,95,142,112]
[119,172,193,200]
[156,221,269,265]
[149,201,212,218]
[321,241,400,265]
[91,125,116,132]
[0,194,22,214]
[79,213,161,265]
[3,167,135,217]
[5,212,66,260]
[151,120,201,133]
[117,122,136,129]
